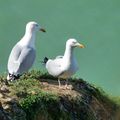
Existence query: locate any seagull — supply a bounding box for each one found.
[43,38,84,89]
[7,21,46,81]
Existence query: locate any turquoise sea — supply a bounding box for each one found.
[0,0,120,96]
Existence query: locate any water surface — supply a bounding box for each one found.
[0,0,120,96]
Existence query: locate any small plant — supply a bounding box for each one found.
[19,91,60,120]
[0,70,119,120]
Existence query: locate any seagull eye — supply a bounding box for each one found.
[72,41,76,44]
[36,24,39,27]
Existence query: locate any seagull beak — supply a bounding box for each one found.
[77,43,85,48]
[39,28,46,32]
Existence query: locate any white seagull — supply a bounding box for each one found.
[43,38,84,89]
[7,21,46,81]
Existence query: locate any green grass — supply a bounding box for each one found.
[19,91,60,120]
[19,90,96,120]
[0,70,120,120]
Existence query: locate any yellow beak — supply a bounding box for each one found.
[77,43,85,48]
[39,28,46,32]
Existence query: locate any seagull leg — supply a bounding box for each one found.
[65,79,73,90]
[58,78,61,89]
[65,79,68,89]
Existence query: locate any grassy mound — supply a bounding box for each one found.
[0,70,120,120]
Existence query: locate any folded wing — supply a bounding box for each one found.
[8,45,36,75]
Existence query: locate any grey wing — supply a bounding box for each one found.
[15,47,36,74]
[46,58,63,77]
[8,45,36,74]
[8,44,22,73]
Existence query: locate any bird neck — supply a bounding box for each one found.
[63,45,74,62]
[19,31,36,48]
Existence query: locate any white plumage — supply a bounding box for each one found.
[7,21,45,81]
[44,38,84,89]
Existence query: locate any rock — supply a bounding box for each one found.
[0,102,11,120]
[10,103,27,120]
[3,105,10,110]
[0,85,9,93]
[4,98,12,103]
[0,93,3,98]
[0,102,3,108]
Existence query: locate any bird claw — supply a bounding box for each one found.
[64,84,73,90]
[58,85,73,90]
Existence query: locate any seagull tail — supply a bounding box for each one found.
[7,73,20,81]
[41,57,49,65]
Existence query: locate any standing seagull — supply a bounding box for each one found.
[43,38,84,89]
[7,21,46,81]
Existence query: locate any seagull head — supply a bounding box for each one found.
[26,21,46,33]
[66,38,85,48]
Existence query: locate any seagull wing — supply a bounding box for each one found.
[15,47,36,74]
[8,45,36,74]
[55,55,63,59]
[8,44,21,74]
[46,58,63,77]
